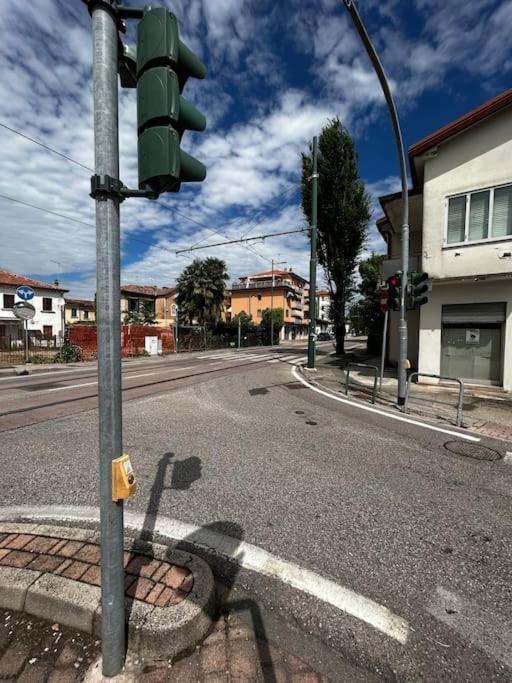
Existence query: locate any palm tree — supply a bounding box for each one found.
[175,258,228,325]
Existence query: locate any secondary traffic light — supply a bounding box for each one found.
[387,273,401,311]
[408,272,430,308]
[136,8,207,195]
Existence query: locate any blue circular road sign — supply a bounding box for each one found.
[16,285,35,301]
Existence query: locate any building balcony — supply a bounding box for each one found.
[231,279,292,291]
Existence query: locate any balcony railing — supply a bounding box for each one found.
[231,279,293,291]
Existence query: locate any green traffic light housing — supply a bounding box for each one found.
[387,272,401,311]
[408,272,430,308]
[136,7,207,195]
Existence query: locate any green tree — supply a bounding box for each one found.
[259,308,284,345]
[301,119,371,354]
[349,253,385,353]
[175,257,228,325]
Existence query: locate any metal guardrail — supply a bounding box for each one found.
[345,362,379,404]
[404,372,465,427]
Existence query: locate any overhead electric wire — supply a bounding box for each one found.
[176,228,308,253]
[0,120,295,266]
[0,122,93,172]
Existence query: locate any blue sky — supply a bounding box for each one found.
[0,0,510,297]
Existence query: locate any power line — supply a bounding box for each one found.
[0,122,93,172]
[0,121,294,265]
[176,228,307,253]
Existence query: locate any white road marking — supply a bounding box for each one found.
[0,506,410,644]
[428,586,512,668]
[292,364,481,443]
[38,368,197,393]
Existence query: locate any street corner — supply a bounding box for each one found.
[0,523,215,662]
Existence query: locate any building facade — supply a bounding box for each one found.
[0,271,67,340]
[378,89,512,390]
[229,269,309,340]
[65,299,95,324]
[315,288,332,333]
[120,285,176,326]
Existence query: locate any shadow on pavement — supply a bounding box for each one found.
[126,452,278,681]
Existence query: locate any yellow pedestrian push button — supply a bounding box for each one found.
[112,455,137,501]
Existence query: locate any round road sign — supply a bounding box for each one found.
[16,285,35,301]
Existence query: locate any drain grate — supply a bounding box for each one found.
[443,441,502,462]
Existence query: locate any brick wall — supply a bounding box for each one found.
[69,325,174,360]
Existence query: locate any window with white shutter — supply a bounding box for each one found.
[468,190,490,241]
[492,184,512,238]
[447,196,466,244]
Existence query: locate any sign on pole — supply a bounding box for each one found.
[16,285,35,302]
[380,289,389,314]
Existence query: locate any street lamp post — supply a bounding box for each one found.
[343,0,410,406]
[271,259,286,347]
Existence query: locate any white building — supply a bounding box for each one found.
[315,288,332,333]
[378,88,512,391]
[0,271,67,341]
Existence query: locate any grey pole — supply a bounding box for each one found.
[90,3,125,676]
[174,306,179,353]
[343,0,409,405]
[270,259,274,347]
[24,320,28,364]
[237,315,241,350]
[380,308,388,389]
[307,136,319,369]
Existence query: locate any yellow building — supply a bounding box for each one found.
[229,269,309,340]
[65,299,95,324]
[120,285,176,326]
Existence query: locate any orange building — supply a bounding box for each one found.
[229,269,309,340]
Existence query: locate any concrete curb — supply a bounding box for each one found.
[0,522,215,660]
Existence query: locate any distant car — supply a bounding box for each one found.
[317,332,331,341]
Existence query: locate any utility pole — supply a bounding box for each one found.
[343,0,409,405]
[307,136,319,369]
[270,258,286,347]
[237,315,241,350]
[89,1,125,676]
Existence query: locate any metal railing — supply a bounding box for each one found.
[404,372,465,427]
[345,362,379,404]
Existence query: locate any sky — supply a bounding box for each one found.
[0,0,510,298]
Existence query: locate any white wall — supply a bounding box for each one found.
[422,107,512,279]
[0,286,66,337]
[418,279,512,390]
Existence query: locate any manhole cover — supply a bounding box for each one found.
[248,387,269,396]
[443,441,502,462]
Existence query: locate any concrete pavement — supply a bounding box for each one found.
[0,352,511,680]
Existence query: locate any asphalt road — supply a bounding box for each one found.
[0,341,510,680]
[0,341,340,431]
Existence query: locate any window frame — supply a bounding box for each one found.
[444,181,512,248]
[71,307,77,318]
[42,297,53,312]
[3,294,15,309]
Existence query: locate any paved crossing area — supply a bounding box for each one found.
[196,351,304,365]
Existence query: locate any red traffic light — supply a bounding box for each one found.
[388,275,399,287]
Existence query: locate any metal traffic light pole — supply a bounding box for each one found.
[307,136,319,369]
[343,0,409,405]
[88,0,125,675]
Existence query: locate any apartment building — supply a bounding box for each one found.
[120,285,176,326]
[378,89,512,389]
[65,299,95,324]
[229,268,309,340]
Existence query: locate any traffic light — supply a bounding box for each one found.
[136,8,207,196]
[387,273,401,311]
[408,272,430,308]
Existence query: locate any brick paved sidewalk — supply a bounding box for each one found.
[0,532,193,608]
[0,607,331,682]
